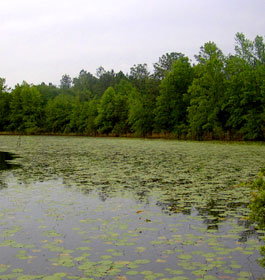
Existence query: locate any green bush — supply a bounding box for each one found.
[249,168,265,267]
[249,168,265,228]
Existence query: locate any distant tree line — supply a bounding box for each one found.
[0,33,264,140]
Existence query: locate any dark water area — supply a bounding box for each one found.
[0,151,20,171]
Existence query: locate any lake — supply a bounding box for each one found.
[0,136,264,280]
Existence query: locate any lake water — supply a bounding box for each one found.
[0,136,264,280]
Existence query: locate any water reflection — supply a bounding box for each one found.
[0,176,264,279]
[0,151,20,171]
[0,151,20,189]
[0,148,257,242]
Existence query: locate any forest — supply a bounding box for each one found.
[0,32,264,140]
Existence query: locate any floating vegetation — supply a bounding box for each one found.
[0,136,264,279]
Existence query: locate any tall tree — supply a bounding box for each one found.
[36,82,60,103]
[95,87,116,134]
[0,78,8,92]
[129,63,150,91]
[128,79,158,136]
[72,70,97,100]
[60,74,72,90]
[95,81,131,135]
[112,79,131,135]
[154,56,193,134]
[235,33,265,65]
[224,56,265,140]
[187,42,225,138]
[153,52,185,80]
[9,82,43,133]
[0,78,10,131]
[254,35,265,64]
[94,68,117,97]
[45,94,74,133]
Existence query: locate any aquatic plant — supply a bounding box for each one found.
[249,168,265,267]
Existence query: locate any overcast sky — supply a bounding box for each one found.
[1,0,265,87]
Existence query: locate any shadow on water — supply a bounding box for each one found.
[0,151,20,171]
[0,151,20,189]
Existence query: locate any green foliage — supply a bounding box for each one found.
[94,68,123,98]
[95,87,117,134]
[235,32,265,66]
[128,89,148,136]
[72,70,98,100]
[0,77,8,92]
[45,94,74,133]
[60,74,72,90]
[128,79,158,136]
[129,63,150,81]
[112,80,131,135]
[248,168,265,267]
[249,168,265,229]
[36,83,60,103]
[187,42,225,138]
[153,52,185,80]
[223,34,265,140]
[96,81,131,135]
[154,56,193,134]
[9,82,43,133]
[0,33,264,140]
[0,78,11,131]
[70,99,98,135]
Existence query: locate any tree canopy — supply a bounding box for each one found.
[0,33,264,140]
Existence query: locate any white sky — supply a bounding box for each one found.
[1,0,265,87]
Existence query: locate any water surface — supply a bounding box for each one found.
[0,136,264,280]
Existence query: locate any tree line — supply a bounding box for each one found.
[0,33,264,140]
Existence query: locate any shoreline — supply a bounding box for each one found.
[0,131,264,143]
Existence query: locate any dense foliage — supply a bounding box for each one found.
[1,33,264,140]
[249,168,265,267]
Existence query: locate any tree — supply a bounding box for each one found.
[127,63,159,136]
[129,63,150,91]
[96,66,107,78]
[60,74,72,90]
[36,82,60,103]
[69,98,99,134]
[254,35,265,64]
[221,34,265,140]
[0,78,10,131]
[187,42,225,138]
[112,79,131,134]
[129,63,150,80]
[128,82,158,136]
[94,68,118,98]
[224,54,265,140]
[9,82,43,133]
[128,88,147,136]
[95,87,116,134]
[154,56,193,134]
[235,32,265,66]
[0,78,8,92]
[84,99,99,135]
[72,70,97,100]
[45,94,74,133]
[153,52,185,80]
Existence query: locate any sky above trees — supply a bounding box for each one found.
[1,0,265,87]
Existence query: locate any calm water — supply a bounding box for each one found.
[0,136,264,280]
